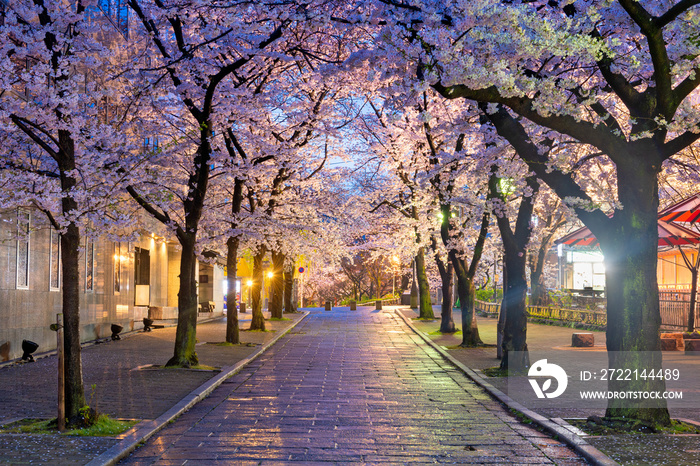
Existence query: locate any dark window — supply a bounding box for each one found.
[50,228,61,290]
[135,247,150,286]
[114,242,122,293]
[85,240,95,291]
[16,210,30,289]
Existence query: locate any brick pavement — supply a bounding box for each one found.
[120,307,586,465]
[0,313,303,465]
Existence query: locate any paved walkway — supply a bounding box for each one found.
[408,308,700,466]
[0,313,303,465]
[119,307,585,465]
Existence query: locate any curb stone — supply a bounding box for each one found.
[396,309,618,466]
[84,311,310,466]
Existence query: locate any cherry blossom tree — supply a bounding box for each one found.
[125,0,295,366]
[417,96,494,344]
[528,194,570,307]
[371,0,700,423]
[0,0,133,424]
[356,100,436,318]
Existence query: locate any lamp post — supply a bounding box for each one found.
[391,255,400,298]
[410,259,418,309]
[246,279,253,306]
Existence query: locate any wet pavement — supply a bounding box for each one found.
[118,307,586,465]
[408,308,700,466]
[0,313,303,465]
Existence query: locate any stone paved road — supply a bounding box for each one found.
[120,308,586,465]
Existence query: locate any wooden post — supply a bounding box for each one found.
[57,313,65,432]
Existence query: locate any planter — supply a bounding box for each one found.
[660,332,684,351]
[685,339,700,353]
[572,332,594,347]
[148,306,163,320]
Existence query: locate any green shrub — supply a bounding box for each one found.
[475,288,502,302]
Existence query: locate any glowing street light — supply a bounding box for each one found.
[391,255,400,297]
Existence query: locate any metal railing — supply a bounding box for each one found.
[475,300,607,327]
[475,294,700,331]
[659,291,700,330]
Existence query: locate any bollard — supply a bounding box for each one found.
[350,300,357,311]
[239,303,246,313]
[375,300,382,310]
[325,301,332,311]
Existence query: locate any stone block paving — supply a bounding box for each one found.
[0,313,301,465]
[120,308,587,465]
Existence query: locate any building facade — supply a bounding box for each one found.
[0,209,224,363]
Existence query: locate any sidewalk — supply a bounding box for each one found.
[404,307,700,466]
[0,311,306,465]
[118,306,589,465]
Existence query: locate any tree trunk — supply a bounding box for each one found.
[225,179,244,344]
[167,235,199,367]
[269,250,284,319]
[499,246,529,372]
[61,222,86,423]
[598,159,669,425]
[415,248,434,319]
[284,261,295,313]
[497,272,506,361]
[453,260,482,346]
[250,248,266,331]
[225,236,240,344]
[441,210,490,347]
[439,262,455,332]
[433,247,456,333]
[529,244,551,306]
[492,175,539,373]
[56,130,87,424]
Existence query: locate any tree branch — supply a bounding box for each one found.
[481,103,611,233]
[655,0,700,28]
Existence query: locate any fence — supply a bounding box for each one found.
[659,291,700,331]
[475,293,700,331]
[474,300,607,328]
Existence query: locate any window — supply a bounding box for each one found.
[16,210,30,289]
[144,137,159,152]
[134,247,150,286]
[85,240,95,291]
[91,0,129,38]
[114,242,122,293]
[0,0,6,27]
[50,228,61,290]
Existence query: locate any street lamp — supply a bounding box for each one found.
[246,279,253,305]
[391,255,400,297]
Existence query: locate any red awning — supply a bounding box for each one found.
[557,220,700,248]
[659,193,700,224]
